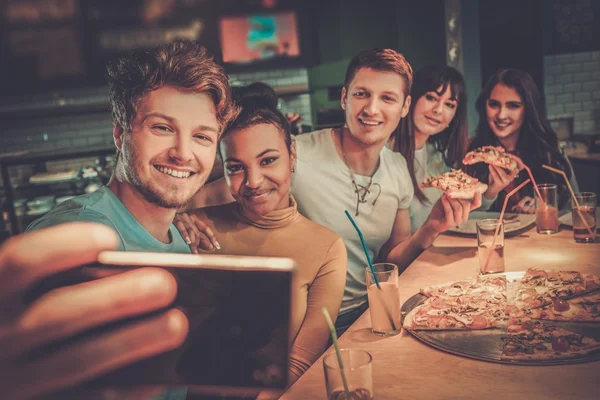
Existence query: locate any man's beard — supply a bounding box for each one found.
[128,170,185,209]
[121,145,205,209]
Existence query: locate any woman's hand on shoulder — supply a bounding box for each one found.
[173,213,220,254]
[424,192,483,235]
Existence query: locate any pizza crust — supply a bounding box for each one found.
[500,327,600,361]
[500,347,596,361]
[403,306,418,329]
[446,182,488,199]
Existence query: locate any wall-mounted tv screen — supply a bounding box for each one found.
[219,11,300,65]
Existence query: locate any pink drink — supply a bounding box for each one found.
[573,206,597,243]
[536,205,559,234]
[478,244,505,274]
[367,281,401,335]
[330,388,373,400]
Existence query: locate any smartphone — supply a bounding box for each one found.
[29,251,297,394]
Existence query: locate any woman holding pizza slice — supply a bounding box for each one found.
[465,68,578,213]
[391,65,492,232]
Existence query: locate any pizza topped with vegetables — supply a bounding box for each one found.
[404,276,508,330]
[514,268,600,322]
[420,169,488,199]
[463,145,519,170]
[501,308,600,360]
[403,269,600,362]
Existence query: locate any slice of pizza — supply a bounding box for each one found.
[500,316,600,361]
[421,275,506,298]
[409,275,509,330]
[403,295,502,330]
[514,283,556,310]
[463,145,519,170]
[524,291,600,322]
[515,268,600,310]
[420,169,488,199]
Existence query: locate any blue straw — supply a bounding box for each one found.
[344,210,381,289]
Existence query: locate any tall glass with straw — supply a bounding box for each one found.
[344,211,401,336]
[542,164,596,242]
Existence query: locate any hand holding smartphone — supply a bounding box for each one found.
[29,251,296,395]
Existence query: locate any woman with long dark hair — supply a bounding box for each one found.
[392,65,477,232]
[466,68,578,212]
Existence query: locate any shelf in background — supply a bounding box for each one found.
[12,176,98,190]
[0,101,110,119]
[274,84,312,97]
[0,145,114,165]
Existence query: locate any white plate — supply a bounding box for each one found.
[447,211,536,236]
[558,206,600,229]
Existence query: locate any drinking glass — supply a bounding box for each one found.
[365,263,401,336]
[572,192,597,243]
[476,219,505,275]
[535,184,559,234]
[323,349,373,400]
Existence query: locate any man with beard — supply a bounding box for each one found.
[27,40,235,252]
[24,40,236,399]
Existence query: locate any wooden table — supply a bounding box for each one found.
[280,227,600,400]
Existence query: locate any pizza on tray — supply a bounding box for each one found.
[403,269,600,361]
[420,169,488,199]
[462,145,519,170]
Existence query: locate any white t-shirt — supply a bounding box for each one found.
[292,129,413,315]
[409,143,450,233]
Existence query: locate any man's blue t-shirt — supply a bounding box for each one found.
[26,185,190,400]
[27,186,190,253]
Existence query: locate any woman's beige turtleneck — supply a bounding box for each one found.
[193,196,347,384]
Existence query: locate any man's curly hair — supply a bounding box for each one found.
[107,40,239,134]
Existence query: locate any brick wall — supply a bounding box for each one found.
[543,50,600,134]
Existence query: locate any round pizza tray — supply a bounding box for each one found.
[401,272,600,366]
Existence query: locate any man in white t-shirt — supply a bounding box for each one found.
[292,49,482,333]
[293,128,412,319]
